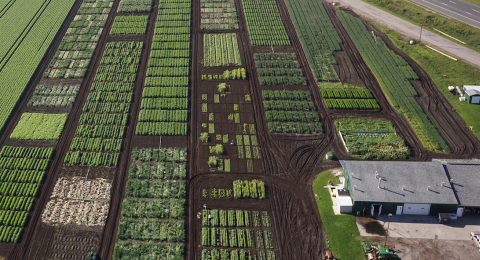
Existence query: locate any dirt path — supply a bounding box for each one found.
[333,0,480,69]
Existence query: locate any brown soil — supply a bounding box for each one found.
[2,0,480,259]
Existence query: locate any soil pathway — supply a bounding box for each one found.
[334,0,480,69]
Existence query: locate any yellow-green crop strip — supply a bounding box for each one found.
[10,113,68,140]
[0,0,76,133]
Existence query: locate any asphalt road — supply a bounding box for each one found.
[337,0,480,69]
[409,0,480,29]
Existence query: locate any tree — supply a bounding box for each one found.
[214,144,224,155]
[200,132,209,142]
[208,156,218,167]
[217,83,228,92]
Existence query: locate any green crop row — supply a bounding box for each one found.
[93,73,137,82]
[148,58,189,67]
[128,161,186,179]
[0,183,39,197]
[145,77,189,87]
[201,249,267,260]
[338,10,449,153]
[28,96,76,107]
[121,198,185,219]
[265,111,320,122]
[87,91,133,103]
[0,226,22,243]
[146,67,189,77]
[284,0,341,81]
[0,158,49,171]
[69,137,123,152]
[0,210,28,227]
[233,180,266,199]
[263,100,315,111]
[117,0,153,13]
[91,83,134,92]
[258,68,303,77]
[96,64,139,74]
[153,34,190,42]
[64,151,119,166]
[254,52,297,60]
[32,85,79,96]
[10,113,68,140]
[135,122,187,136]
[255,60,300,69]
[151,41,190,50]
[267,121,323,134]
[324,99,380,110]
[0,146,53,159]
[262,90,311,100]
[140,98,188,109]
[155,27,190,35]
[79,113,128,125]
[0,196,34,212]
[110,27,147,35]
[75,125,126,138]
[83,102,131,113]
[150,49,190,58]
[0,170,44,184]
[113,241,184,260]
[156,20,190,28]
[142,87,189,98]
[125,179,186,198]
[138,110,188,122]
[320,88,373,99]
[117,218,184,242]
[242,0,290,46]
[131,147,187,163]
[201,227,273,250]
[259,76,306,86]
[203,33,242,67]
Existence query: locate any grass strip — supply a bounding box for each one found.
[312,171,364,260]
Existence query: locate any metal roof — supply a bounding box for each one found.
[465,88,480,96]
[445,164,480,207]
[344,161,458,205]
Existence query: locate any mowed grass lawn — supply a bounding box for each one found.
[375,24,480,141]
[312,171,364,260]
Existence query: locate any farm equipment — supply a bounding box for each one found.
[362,242,401,260]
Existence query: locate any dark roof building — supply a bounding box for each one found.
[343,161,458,215]
[445,164,480,207]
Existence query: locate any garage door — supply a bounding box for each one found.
[403,204,430,215]
[472,96,480,104]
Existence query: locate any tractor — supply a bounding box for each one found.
[362,242,401,260]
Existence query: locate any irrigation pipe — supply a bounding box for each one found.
[433,28,466,44]
[425,45,458,61]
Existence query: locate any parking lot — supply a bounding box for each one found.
[356,215,480,259]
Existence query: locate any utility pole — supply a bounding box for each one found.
[419,24,423,43]
[384,213,393,247]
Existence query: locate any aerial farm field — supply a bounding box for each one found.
[0,0,479,259]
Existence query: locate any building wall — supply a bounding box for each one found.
[353,202,457,216]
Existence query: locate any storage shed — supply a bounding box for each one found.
[463,85,480,104]
[343,161,458,216]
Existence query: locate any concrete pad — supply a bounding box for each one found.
[358,215,480,240]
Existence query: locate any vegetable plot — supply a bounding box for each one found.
[203,33,242,67]
[0,0,76,133]
[28,85,80,107]
[110,16,148,35]
[241,0,290,46]
[118,0,153,13]
[137,0,191,136]
[337,10,450,153]
[113,147,187,259]
[65,42,143,167]
[255,52,306,85]
[335,117,410,159]
[201,0,239,30]
[10,113,68,140]
[262,90,323,134]
[44,0,114,79]
[284,0,342,81]
[0,146,53,242]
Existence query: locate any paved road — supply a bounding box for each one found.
[337,0,480,69]
[410,0,480,29]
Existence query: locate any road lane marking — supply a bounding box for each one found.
[449,1,456,4]
[465,12,472,14]
[473,9,480,13]
[421,0,480,25]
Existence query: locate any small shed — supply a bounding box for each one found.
[463,85,480,104]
